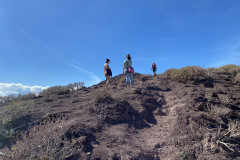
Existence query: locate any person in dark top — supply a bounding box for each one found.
[104,59,112,89]
[152,62,157,76]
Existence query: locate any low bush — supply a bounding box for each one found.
[163,68,178,78]
[163,65,240,83]
[216,120,240,153]
[168,66,210,83]
[206,67,218,78]
[217,64,240,75]
[5,120,78,160]
[0,93,36,107]
[0,100,34,126]
[40,86,68,96]
[0,95,18,106]
[17,92,37,100]
[40,82,84,96]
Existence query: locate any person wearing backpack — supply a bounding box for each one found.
[152,62,157,76]
[104,58,112,89]
[123,54,134,86]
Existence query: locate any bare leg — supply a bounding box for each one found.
[129,73,133,87]
[106,76,110,89]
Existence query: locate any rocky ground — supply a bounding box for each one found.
[0,72,240,160]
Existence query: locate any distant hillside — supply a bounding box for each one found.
[0,65,240,160]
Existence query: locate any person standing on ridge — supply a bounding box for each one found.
[104,59,112,89]
[123,54,134,86]
[152,62,157,76]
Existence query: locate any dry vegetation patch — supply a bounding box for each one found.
[40,82,84,96]
[0,100,34,126]
[163,68,178,78]
[1,65,240,159]
[3,118,86,160]
[164,66,210,83]
[217,64,240,75]
[163,65,240,84]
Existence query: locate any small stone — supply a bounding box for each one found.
[106,143,111,148]
[155,143,161,148]
[196,102,208,111]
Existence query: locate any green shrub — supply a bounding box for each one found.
[206,67,217,75]
[0,95,17,105]
[163,68,178,78]
[0,93,36,107]
[17,92,37,100]
[218,64,240,75]
[0,100,34,126]
[170,66,210,83]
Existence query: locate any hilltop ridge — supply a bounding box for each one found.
[0,65,240,160]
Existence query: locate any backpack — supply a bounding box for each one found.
[128,67,134,73]
[126,61,134,73]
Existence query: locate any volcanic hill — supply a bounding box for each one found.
[0,66,240,160]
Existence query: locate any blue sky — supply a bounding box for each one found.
[0,0,240,96]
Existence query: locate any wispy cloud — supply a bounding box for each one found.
[16,27,67,62]
[208,41,240,67]
[66,63,101,86]
[16,27,54,50]
[0,83,48,97]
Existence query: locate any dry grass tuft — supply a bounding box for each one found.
[5,119,78,160]
[217,120,240,153]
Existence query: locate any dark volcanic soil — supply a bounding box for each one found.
[1,73,240,160]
